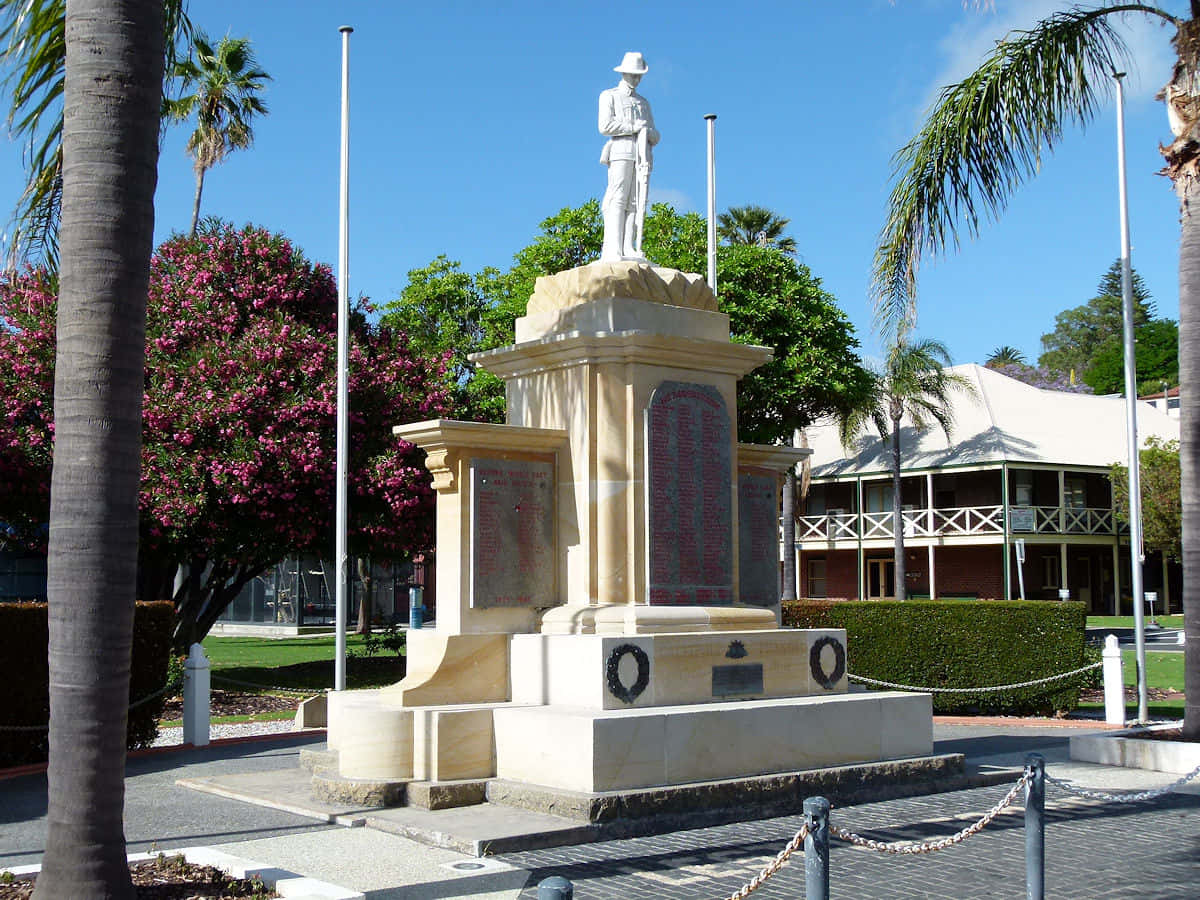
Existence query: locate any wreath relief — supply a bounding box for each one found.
[606,643,650,704]
[809,635,846,690]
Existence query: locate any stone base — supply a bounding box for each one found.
[510,629,846,710]
[539,604,776,635]
[493,691,932,793]
[1070,723,1200,773]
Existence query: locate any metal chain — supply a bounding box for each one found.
[721,822,811,900]
[849,661,1101,694]
[829,771,1031,855]
[1046,762,1200,803]
[210,674,313,696]
[0,679,181,731]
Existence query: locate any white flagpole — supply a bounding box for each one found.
[335,25,353,692]
[704,114,717,296]
[1114,71,1147,723]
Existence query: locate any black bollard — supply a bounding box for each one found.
[804,796,830,900]
[1025,752,1045,900]
[538,875,574,899]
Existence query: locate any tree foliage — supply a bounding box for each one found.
[0,223,450,647]
[986,345,1026,366]
[163,31,271,236]
[717,204,797,255]
[1039,259,1156,379]
[384,201,871,443]
[987,361,1093,394]
[1084,317,1180,395]
[1111,436,1181,562]
[0,0,194,265]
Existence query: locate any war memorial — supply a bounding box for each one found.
[318,52,942,823]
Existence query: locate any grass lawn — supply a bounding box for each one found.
[1087,615,1183,629]
[1077,649,1184,718]
[199,633,405,694]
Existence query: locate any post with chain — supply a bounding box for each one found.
[537,876,573,899]
[804,796,830,900]
[183,642,210,747]
[1025,753,1045,900]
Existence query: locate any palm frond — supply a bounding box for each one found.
[1,0,194,266]
[872,3,1178,342]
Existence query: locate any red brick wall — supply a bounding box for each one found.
[800,545,1005,601]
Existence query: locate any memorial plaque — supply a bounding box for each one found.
[738,469,780,607]
[712,663,764,697]
[470,457,555,608]
[646,381,733,606]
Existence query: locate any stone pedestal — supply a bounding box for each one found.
[324,261,933,799]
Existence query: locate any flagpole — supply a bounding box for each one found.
[335,25,353,692]
[1114,71,1148,723]
[704,114,717,296]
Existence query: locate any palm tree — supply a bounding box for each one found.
[872,3,1200,740]
[839,339,972,603]
[164,32,270,236]
[717,204,798,255]
[986,345,1027,366]
[31,0,164,896]
[0,0,190,266]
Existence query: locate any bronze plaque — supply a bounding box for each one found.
[470,457,555,608]
[646,381,733,606]
[712,663,764,697]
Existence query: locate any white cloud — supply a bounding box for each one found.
[649,185,695,212]
[924,0,1178,115]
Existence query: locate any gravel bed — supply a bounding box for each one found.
[151,719,303,747]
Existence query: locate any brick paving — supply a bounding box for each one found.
[499,779,1200,899]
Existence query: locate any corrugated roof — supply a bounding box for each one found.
[806,363,1180,478]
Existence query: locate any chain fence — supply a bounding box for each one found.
[848,660,1101,694]
[723,822,811,900]
[0,676,182,732]
[1046,761,1200,803]
[210,674,314,696]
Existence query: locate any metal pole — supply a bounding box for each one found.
[1113,71,1148,722]
[1024,753,1045,900]
[704,114,717,296]
[803,796,830,900]
[537,876,573,899]
[334,25,353,692]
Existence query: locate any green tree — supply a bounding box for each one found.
[1111,437,1182,563]
[0,0,191,265]
[717,204,797,255]
[31,1,164,895]
[382,255,495,421]
[1039,260,1154,378]
[163,31,270,236]
[839,339,973,603]
[1084,318,1180,395]
[870,2,1200,737]
[986,345,1026,366]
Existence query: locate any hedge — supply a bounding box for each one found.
[0,601,175,768]
[782,599,1088,716]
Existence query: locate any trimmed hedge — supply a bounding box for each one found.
[0,601,175,768]
[782,599,1088,716]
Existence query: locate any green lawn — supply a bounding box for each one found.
[1077,649,1184,718]
[199,634,405,694]
[1087,615,1183,629]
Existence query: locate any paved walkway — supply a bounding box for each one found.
[2,723,1198,898]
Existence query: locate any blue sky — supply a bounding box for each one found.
[0,1,1188,366]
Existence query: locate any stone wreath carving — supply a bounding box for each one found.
[606,643,651,704]
[809,635,846,690]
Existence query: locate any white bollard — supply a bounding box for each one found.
[1102,634,1125,726]
[183,642,211,747]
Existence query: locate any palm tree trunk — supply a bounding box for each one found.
[189,165,205,236]
[1179,174,1200,741]
[34,2,163,897]
[891,419,906,602]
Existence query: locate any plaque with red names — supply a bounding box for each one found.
[646,382,733,606]
[470,457,555,608]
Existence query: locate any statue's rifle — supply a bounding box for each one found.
[634,126,650,257]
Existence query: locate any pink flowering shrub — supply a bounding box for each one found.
[0,224,450,646]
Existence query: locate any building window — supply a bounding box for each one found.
[807,559,827,598]
[1042,556,1060,589]
[1013,471,1033,507]
[865,484,892,513]
[1065,477,1087,510]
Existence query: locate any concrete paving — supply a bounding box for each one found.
[2,722,1199,898]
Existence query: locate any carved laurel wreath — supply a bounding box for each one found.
[606,643,651,704]
[809,635,846,690]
